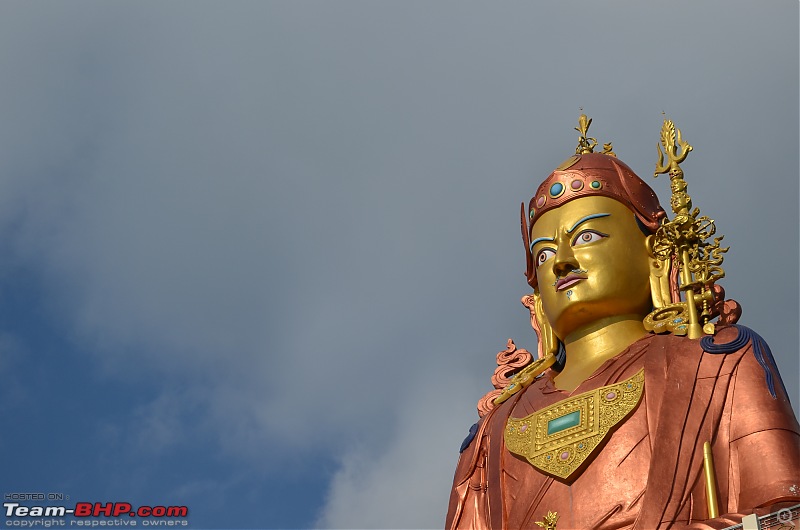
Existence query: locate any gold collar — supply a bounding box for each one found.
[505,368,644,480]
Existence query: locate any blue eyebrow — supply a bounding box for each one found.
[529,236,554,252]
[567,213,610,234]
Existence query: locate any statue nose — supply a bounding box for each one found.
[553,245,579,277]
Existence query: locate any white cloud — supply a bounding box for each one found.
[316,365,482,529]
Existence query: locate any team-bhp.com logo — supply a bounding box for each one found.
[4,502,189,527]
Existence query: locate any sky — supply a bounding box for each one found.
[0,2,797,529]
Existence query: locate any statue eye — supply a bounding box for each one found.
[536,248,555,266]
[572,229,607,246]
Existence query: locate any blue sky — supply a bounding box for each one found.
[1,2,798,529]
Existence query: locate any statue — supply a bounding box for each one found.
[445,116,800,530]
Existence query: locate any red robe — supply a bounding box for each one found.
[446,328,800,529]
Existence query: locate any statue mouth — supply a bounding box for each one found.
[556,274,587,291]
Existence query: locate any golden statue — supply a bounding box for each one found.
[446,116,800,529]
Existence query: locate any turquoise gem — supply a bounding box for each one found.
[549,182,564,197]
[591,180,601,189]
[547,410,581,435]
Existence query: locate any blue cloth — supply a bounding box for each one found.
[460,422,478,453]
[700,325,787,400]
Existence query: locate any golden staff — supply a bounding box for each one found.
[703,441,719,518]
[647,119,728,339]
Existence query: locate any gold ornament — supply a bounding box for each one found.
[572,113,616,157]
[493,354,555,406]
[505,369,644,480]
[575,114,597,154]
[535,511,559,530]
[647,119,728,338]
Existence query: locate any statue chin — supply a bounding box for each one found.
[547,300,652,343]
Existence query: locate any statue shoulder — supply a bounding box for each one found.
[701,324,788,400]
[648,325,789,402]
[648,324,757,363]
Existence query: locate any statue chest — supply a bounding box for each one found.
[497,365,651,529]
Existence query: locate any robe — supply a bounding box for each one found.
[446,327,800,529]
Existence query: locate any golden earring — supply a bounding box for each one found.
[646,235,674,309]
[522,291,559,360]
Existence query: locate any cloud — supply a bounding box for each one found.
[315,363,483,529]
[0,2,795,528]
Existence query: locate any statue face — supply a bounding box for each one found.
[529,196,652,340]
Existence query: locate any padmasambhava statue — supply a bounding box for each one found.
[446,116,800,530]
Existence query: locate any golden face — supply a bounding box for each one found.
[530,196,653,340]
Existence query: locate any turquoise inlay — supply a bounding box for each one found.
[547,410,581,435]
[549,182,564,197]
[566,213,611,234]
[590,180,602,189]
[529,236,555,252]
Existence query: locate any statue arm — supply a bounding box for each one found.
[725,346,800,511]
[445,417,492,530]
[656,341,800,530]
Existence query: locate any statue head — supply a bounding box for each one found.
[487,117,737,405]
[523,153,666,290]
[521,151,671,361]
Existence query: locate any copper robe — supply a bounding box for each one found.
[446,328,800,529]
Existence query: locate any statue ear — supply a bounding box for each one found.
[645,235,673,308]
[523,291,559,360]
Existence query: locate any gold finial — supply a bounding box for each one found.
[575,114,597,154]
[654,118,692,180]
[573,113,616,156]
[644,119,728,338]
[535,511,559,530]
[601,142,617,157]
